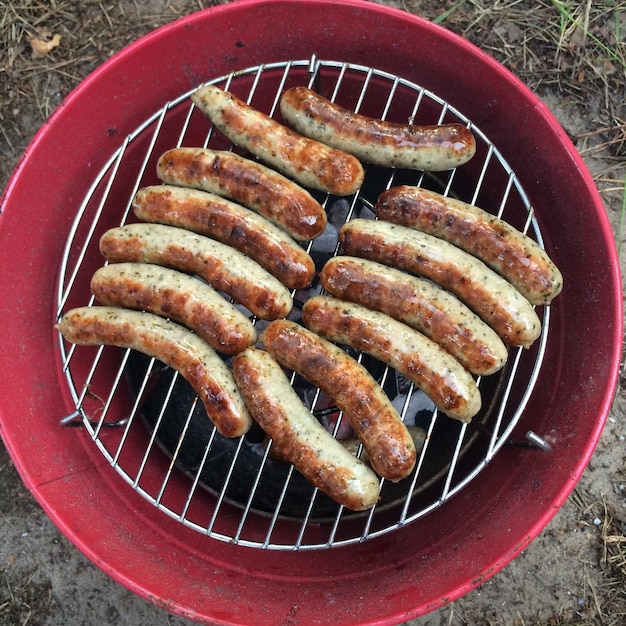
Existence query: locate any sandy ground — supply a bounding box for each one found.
[1,1,625,625]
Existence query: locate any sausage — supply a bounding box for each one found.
[132,185,315,290]
[375,186,563,305]
[280,86,476,171]
[302,296,481,422]
[339,219,541,347]
[99,223,292,321]
[156,147,327,241]
[90,263,256,355]
[232,347,380,510]
[191,84,365,196]
[262,319,416,482]
[56,306,252,437]
[320,256,507,376]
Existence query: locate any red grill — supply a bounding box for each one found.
[0,1,621,624]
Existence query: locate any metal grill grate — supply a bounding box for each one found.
[56,58,550,550]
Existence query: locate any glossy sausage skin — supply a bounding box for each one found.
[339,219,541,347]
[280,86,476,171]
[232,347,380,510]
[262,320,416,482]
[320,256,507,376]
[191,84,364,196]
[99,223,292,321]
[132,185,315,290]
[90,263,256,355]
[302,296,481,422]
[156,147,327,241]
[375,186,563,305]
[56,307,252,437]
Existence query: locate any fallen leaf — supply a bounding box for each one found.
[604,60,617,75]
[30,33,61,59]
[569,25,587,50]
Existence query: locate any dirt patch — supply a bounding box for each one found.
[1,1,624,625]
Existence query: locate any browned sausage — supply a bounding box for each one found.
[302,296,481,422]
[375,186,563,305]
[99,223,292,321]
[132,185,315,290]
[280,86,476,171]
[90,263,257,355]
[56,306,252,437]
[156,147,327,241]
[262,319,416,482]
[232,347,380,510]
[320,256,508,376]
[191,84,364,196]
[339,219,541,347]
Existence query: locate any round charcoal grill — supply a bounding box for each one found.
[56,58,550,550]
[1,1,622,623]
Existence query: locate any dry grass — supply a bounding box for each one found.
[599,510,626,622]
[565,489,626,626]
[0,568,52,626]
[572,489,626,626]
[0,0,224,185]
[413,0,626,111]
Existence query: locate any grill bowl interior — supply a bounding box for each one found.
[0,1,621,624]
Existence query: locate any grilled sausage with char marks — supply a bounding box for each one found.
[132,185,315,290]
[262,319,416,482]
[302,296,481,422]
[56,306,252,437]
[280,86,476,171]
[320,256,507,376]
[191,84,364,196]
[99,223,292,321]
[157,147,327,241]
[375,186,563,305]
[339,219,541,347]
[232,347,380,510]
[90,263,256,355]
